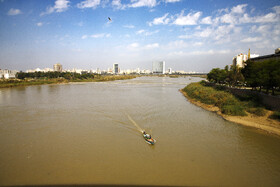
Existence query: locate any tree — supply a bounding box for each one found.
[242,59,280,94]
[207,68,227,84]
[228,65,244,86]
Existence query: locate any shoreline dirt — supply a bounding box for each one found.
[180,89,280,136]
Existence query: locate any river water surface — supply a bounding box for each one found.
[0,76,280,186]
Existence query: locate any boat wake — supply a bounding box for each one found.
[125,113,144,133]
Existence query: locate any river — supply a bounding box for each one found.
[0,76,280,186]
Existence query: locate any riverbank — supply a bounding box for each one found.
[180,82,280,136]
[0,75,137,88]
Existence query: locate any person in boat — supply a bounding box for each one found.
[143,131,152,140]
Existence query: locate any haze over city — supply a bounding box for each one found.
[0,0,279,72]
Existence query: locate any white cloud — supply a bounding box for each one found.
[144,43,159,49]
[166,40,188,49]
[220,13,237,24]
[136,29,159,36]
[241,37,262,43]
[123,24,135,29]
[81,35,88,39]
[195,26,201,30]
[91,34,103,38]
[215,4,279,25]
[7,8,22,16]
[77,0,100,9]
[217,8,229,14]
[37,22,43,27]
[193,42,203,46]
[54,0,70,12]
[173,11,202,25]
[191,24,236,42]
[149,13,170,26]
[129,0,157,8]
[178,34,191,39]
[168,49,230,57]
[165,0,181,3]
[41,0,70,16]
[239,13,252,23]
[214,25,234,40]
[254,13,278,23]
[127,42,159,51]
[200,16,212,24]
[129,43,139,48]
[112,0,126,9]
[273,6,280,14]
[90,33,111,38]
[40,7,55,16]
[231,4,247,14]
[194,27,212,38]
[273,24,280,36]
[136,29,145,34]
[256,25,271,35]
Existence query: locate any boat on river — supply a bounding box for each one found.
[143,131,156,145]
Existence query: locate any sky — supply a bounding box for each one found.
[0,0,279,72]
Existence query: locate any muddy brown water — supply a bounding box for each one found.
[0,77,280,186]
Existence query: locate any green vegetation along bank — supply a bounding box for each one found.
[181,81,280,136]
[207,58,280,95]
[0,74,137,88]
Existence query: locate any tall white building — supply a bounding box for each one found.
[152,61,165,74]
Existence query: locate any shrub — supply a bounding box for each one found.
[221,104,247,116]
[246,107,266,116]
[269,111,280,121]
[183,81,246,116]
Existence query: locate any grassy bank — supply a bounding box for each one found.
[0,78,68,88]
[0,75,137,88]
[181,81,280,135]
[182,81,248,116]
[182,81,280,118]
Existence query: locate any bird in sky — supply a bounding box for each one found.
[108,17,112,21]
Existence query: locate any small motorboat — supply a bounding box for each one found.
[143,131,156,145]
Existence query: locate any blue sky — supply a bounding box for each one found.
[0,0,279,72]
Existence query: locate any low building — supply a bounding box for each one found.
[53,63,63,72]
[0,69,18,79]
[168,68,172,74]
[250,48,280,62]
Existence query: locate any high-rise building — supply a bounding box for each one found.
[232,54,248,68]
[152,61,165,74]
[113,63,119,74]
[53,63,62,72]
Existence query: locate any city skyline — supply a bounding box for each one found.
[22,62,201,75]
[0,0,279,72]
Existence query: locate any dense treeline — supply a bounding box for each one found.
[242,59,280,94]
[1,72,137,88]
[207,59,280,95]
[16,71,95,80]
